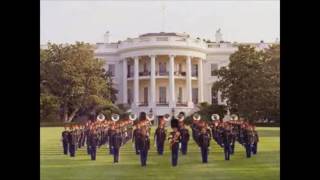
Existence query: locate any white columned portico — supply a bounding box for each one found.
[150,55,156,108]
[122,58,128,104]
[133,56,139,107]
[169,55,176,108]
[186,56,193,107]
[198,58,204,102]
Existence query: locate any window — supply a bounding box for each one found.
[178,87,182,103]
[127,64,132,77]
[143,63,147,72]
[178,64,182,73]
[159,62,166,73]
[192,64,198,76]
[108,64,115,77]
[192,88,198,104]
[211,64,218,76]
[159,87,166,103]
[144,87,148,104]
[128,89,133,105]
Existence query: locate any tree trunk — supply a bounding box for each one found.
[67,108,79,122]
[63,107,68,122]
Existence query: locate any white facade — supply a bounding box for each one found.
[41,32,277,118]
[94,32,245,117]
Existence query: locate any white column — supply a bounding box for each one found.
[133,56,139,107]
[169,55,176,108]
[122,59,128,104]
[186,56,193,107]
[198,58,204,102]
[150,55,156,107]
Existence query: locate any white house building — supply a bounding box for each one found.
[41,30,277,120]
[94,31,276,117]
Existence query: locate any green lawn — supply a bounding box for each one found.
[41,127,279,180]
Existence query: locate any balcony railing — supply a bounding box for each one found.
[139,102,149,107]
[139,71,151,76]
[127,72,134,78]
[156,71,169,76]
[156,101,169,106]
[174,71,186,76]
[176,102,188,107]
[192,72,198,77]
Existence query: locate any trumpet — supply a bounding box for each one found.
[230,114,239,121]
[111,114,120,122]
[211,114,220,121]
[193,113,201,121]
[128,113,137,121]
[163,113,171,121]
[96,113,105,122]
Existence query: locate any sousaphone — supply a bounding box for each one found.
[96,113,105,122]
[146,112,154,122]
[230,114,239,121]
[129,113,137,121]
[177,113,185,122]
[163,113,171,122]
[111,113,120,122]
[193,113,201,121]
[211,114,220,121]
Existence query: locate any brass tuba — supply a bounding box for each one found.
[163,113,171,122]
[96,113,105,122]
[230,114,239,121]
[211,114,220,121]
[111,113,120,122]
[177,113,185,122]
[193,113,201,121]
[146,112,154,122]
[128,113,137,121]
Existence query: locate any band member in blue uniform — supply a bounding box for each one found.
[88,128,99,160]
[132,123,142,155]
[137,127,150,167]
[68,125,77,157]
[168,127,181,167]
[230,125,236,155]
[154,119,166,155]
[252,126,259,155]
[243,126,254,158]
[179,123,190,155]
[108,125,116,155]
[112,128,123,163]
[191,120,200,146]
[61,126,69,155]
[198,127,210,163]
[221,124,233,160]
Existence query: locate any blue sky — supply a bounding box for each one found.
[41,0,280,44]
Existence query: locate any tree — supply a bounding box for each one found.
[104,71,118,103]
[40,42,117,122]
[184,102,227,124]
[212,45,280,122]
[262,44,280,121]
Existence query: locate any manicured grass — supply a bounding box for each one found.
[41,127,279,180]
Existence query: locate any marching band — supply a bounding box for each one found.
[61,112,259,167]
